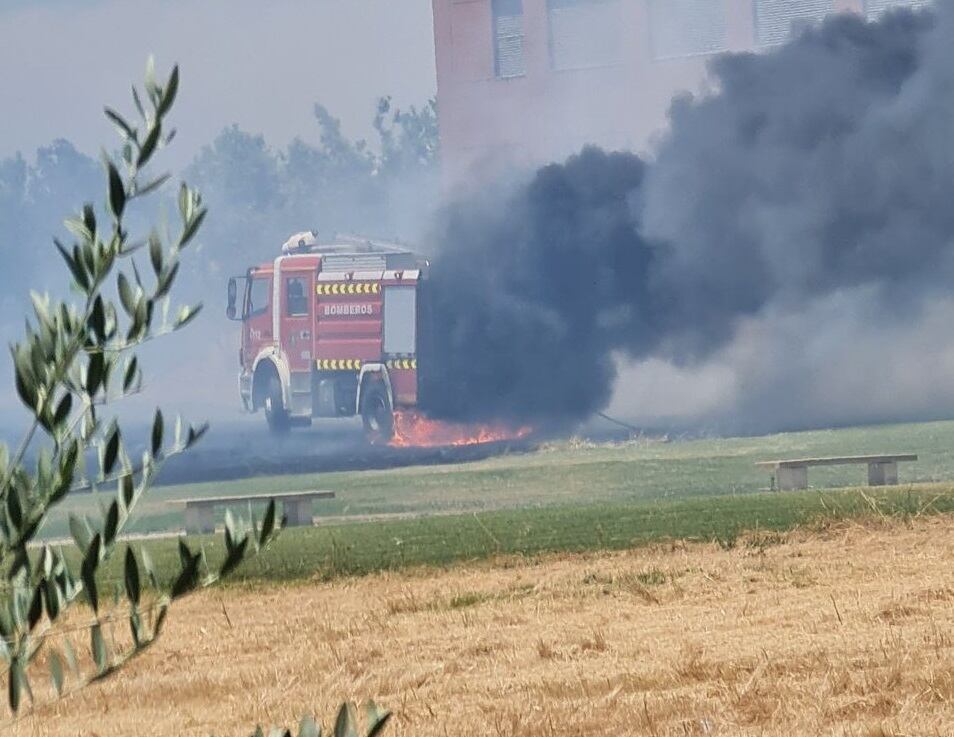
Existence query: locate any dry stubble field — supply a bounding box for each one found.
[13,516,954,737]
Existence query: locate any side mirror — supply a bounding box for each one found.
[226,277,238,320]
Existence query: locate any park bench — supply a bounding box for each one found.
[168,490,335,534]
[756,454,918,491]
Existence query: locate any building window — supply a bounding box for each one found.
[753,0,834,47]
[864,0,933,19]
[547,0,622,71]
[648,0,728,60]
[493,0,525,78]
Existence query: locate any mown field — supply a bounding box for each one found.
[13,421,954,736]
[18,515,954,736]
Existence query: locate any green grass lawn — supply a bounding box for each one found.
[45,418,954,587]
[44,418,954,540]
[95,484,954,587]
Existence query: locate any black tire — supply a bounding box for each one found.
[361,385,394,444]
[263,376,290,434]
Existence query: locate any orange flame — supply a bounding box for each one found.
[389,411,532,448]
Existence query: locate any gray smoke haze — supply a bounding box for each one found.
[0,0,435,166]
[421,2,954,432]
[609,290,954,434]
[0,125,440,441]
[0,0,437,426]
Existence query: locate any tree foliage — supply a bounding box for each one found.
[185,96,440,289]
[0,141,100,321]
[0,59,283,720]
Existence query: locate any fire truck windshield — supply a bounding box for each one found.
[246,277,270,318]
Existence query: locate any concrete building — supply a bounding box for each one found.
[432,0,932,182]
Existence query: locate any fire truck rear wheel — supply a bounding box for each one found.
[264,376,290,434]
[361,386,394,445]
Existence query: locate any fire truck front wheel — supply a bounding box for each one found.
[360,386,394,445]
[263,376,290,434]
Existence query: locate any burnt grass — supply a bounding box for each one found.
[154,437,539,486]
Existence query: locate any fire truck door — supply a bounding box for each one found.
[243,275,273,365]
[280,270,315,373]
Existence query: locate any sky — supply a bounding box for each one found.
[0,0,438,164]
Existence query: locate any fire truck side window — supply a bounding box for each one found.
[246,277,270,318]
[286,277,309,317]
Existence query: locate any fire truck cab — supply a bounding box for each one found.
[227,232,425,443]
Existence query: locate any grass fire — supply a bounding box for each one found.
[6,1,954,736]
[389,411,532,448]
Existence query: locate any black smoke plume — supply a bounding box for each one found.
[419,148,657,425]
[419,2,954,427]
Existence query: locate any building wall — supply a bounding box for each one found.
[432,0,927,184]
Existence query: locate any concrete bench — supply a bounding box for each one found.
[756,455,918,491]
[169,490,335,534]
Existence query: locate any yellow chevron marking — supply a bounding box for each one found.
[317,358,363,371]
[318,282,387,296]
[385,358,418,370]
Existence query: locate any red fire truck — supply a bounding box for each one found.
[226,232,426,442]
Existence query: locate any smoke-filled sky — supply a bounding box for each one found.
[421,1,954,434]
[0,0,436,165]
[6,0,954,438]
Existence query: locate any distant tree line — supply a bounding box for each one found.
[0,97,440,317]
